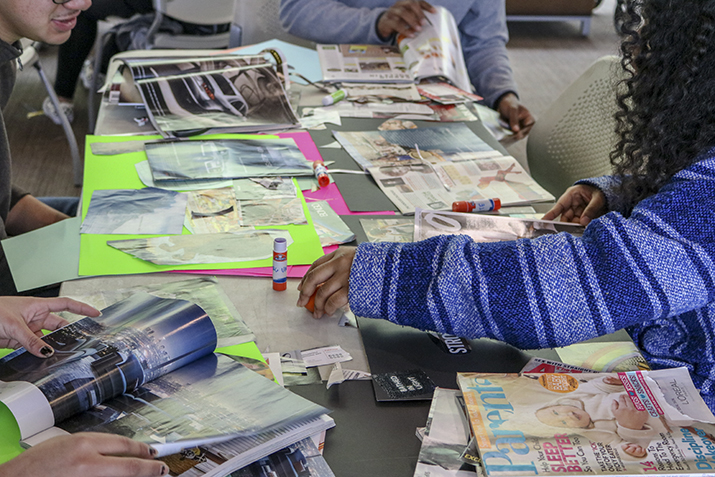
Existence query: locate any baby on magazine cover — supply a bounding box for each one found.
[534,376,674,459]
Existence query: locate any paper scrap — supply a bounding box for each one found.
[262,352,284,387]
[108,229,292,265]
[80,188,188,235]
[320,141,343,149]
[326,362,371,389]
[135,161,233,191]
[185,188,245,234]
[239,197,307,226]
[90,140,150,155]
[300,345,352,368]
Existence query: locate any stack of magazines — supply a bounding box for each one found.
[414,367,715,476]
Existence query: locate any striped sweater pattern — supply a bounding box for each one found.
[349,150,715,409]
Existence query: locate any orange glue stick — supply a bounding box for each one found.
[452,198,501,213]
[272,238,287,291]
[313,161,330,188]
[304,284,324,313]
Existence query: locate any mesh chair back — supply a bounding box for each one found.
[527,55,622,198]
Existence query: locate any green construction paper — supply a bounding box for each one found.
[79,135,324,276]
[216,341,264,361]
[3,217,83,292]
[0,402,22,465]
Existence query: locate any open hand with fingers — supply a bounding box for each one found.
[542,184,607,226]
[0,433,167,477]
[377,0,436,40]
[297,247,356,319]
[0,296,100,358]
[496,93,535,139]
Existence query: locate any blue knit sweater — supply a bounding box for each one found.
[349,150,715,408]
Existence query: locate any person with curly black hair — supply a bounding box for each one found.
[297,0,715,409]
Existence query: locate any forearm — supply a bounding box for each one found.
[459,2,518,108]
[5,195,69,236]
[348,181,715,349]
[280,0,388,44]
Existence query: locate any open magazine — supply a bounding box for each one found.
[58,277,255,348]
[414,208,584,242]
[122,54,299,137]
[457,368,715,476]
[0,293,331,469]
[317,7,471,92]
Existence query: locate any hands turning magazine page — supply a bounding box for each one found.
[317,7,471,92]
[0,293,331,471]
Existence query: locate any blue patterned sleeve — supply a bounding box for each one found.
[348,158,715,350]
[575,175,631,215]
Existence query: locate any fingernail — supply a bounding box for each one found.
[160,464,169,476]
[150,447,158,457]
[40,346,54,357]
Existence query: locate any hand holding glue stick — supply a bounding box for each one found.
[452,199,501,213]
[322,89,347,106]
[313,160,330,188]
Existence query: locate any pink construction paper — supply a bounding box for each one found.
[303,183,394,216]
[279,131,395,216]
[278,131,324,162]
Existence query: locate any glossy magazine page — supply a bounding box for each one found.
[124,55,299,137]
[457,369,715,476]
[0,293,216,436]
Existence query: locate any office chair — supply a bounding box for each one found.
[526,55,622,198]
[88,0,241,132]
[18,40,83,187]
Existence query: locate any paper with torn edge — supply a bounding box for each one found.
[233,177,297,200]
[108,229,292,265]
[300,345,352,368]
[185,188,245,234]
[81,188,188,235]
[360,217,414,243]
[2,216,83,292]
[239,198,307,226]
[307,200,355,246]
[90,139,151,156]
[135,160,233,191]
[145,138,313,183]
[326,362,371,389]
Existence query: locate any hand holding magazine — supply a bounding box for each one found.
[317,7,471,92]
[0,293,332,476]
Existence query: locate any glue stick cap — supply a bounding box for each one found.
[274,237,287,252]
[313,161,330,188]
[452,201,470,213]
